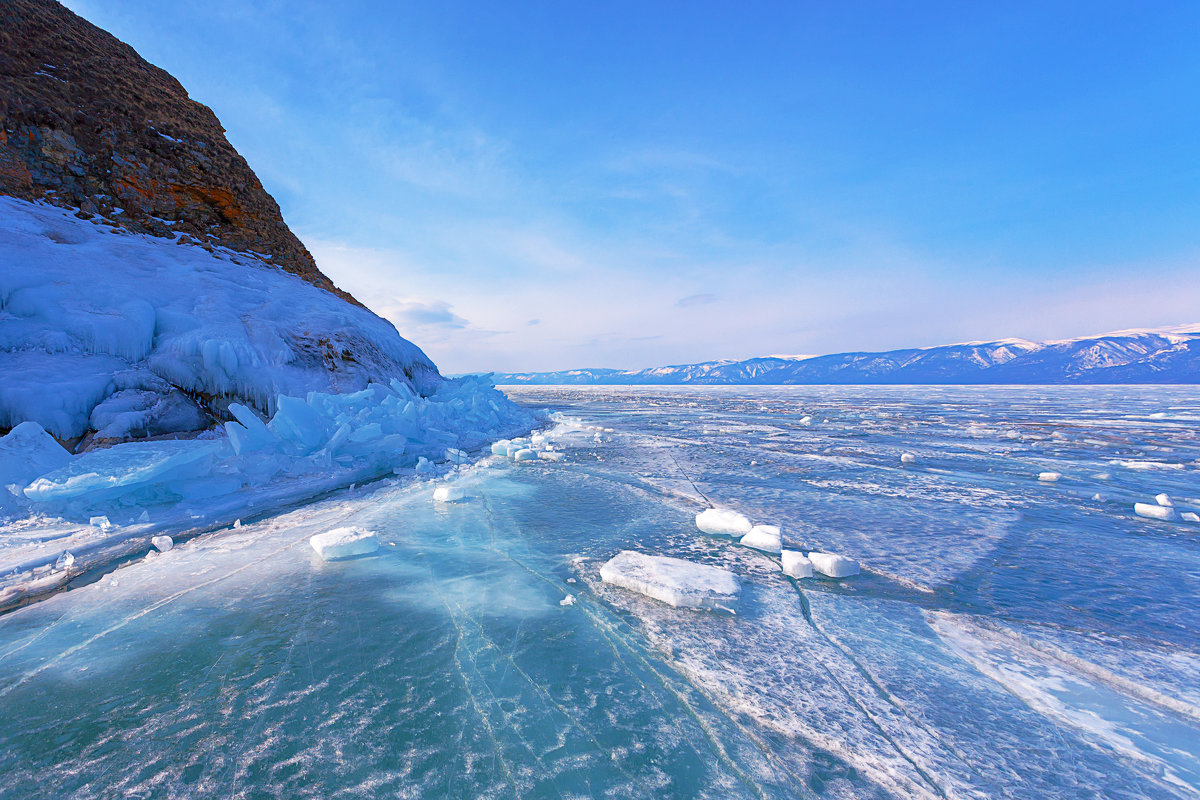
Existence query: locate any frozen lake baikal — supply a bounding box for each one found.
[2,385,1199,799]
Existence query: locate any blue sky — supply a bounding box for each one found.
[65,1,1200,372]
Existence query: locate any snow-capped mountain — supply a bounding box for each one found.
[493,326,1200,385]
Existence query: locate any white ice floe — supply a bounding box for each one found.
[900,452,917,464]
[1155,493,1174,507]
[599,550,740,610]
[151,535,173,552]
[695,508,753,536]
[808,552,860,578]
[559,594,575,606]
[513,448,538,462]
[781,549,813,578]
[538,451,565,462]
[1182,512,1200,523]
[1133,503,1178,522]
[1038,472,1061,482]
[740,524,782,553]
[309,527,379,560]
[799,416,813,426]
[433,485,466,503]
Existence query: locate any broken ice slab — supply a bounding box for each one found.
[490,440,511,456]
[900,452,917,464]
[513,448,538,462]
[740,524,782,553]
[695,508,752,536]
[1134,503,1178,522]
[432,485,466,503]
[808,552,860,578]
[599,550,740,610]
[1155,493,1174,507]
[1182,512,1200,523]
[538,451,565,462]
[781,549,813,578]
[1038,472,1062,482]
[309,527,379,560]
[151,535,173,552]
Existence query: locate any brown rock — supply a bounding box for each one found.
[0,0,361,305]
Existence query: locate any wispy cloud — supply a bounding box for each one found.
[382,299,469,330]
[676,292,717,308]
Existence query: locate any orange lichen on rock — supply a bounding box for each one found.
[0,0,362,307]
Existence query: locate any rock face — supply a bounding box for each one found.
[0,0,357,304]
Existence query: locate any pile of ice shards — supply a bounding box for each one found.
[489,429,567,463]
[5,374,536,522]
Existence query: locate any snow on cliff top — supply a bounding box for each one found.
[0,197,439,440]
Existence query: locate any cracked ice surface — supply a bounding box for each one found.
[1,385,1198,799]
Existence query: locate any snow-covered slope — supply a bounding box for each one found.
[0,197,441,442]
[494,327,1200,385]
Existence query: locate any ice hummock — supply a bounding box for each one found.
[16,375,532,519]
[695,508,753,536]
[310,527,379,560]
[599,550,740,609]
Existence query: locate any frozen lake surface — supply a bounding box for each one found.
[2,385,1198,799]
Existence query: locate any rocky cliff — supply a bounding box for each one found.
[0,0,357,304]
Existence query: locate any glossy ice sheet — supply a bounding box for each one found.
[1,385,1197,799]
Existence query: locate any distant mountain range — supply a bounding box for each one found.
[492,325,1200,385]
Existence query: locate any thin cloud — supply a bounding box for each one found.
[383,299,468,330]
[676,293,717,308]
